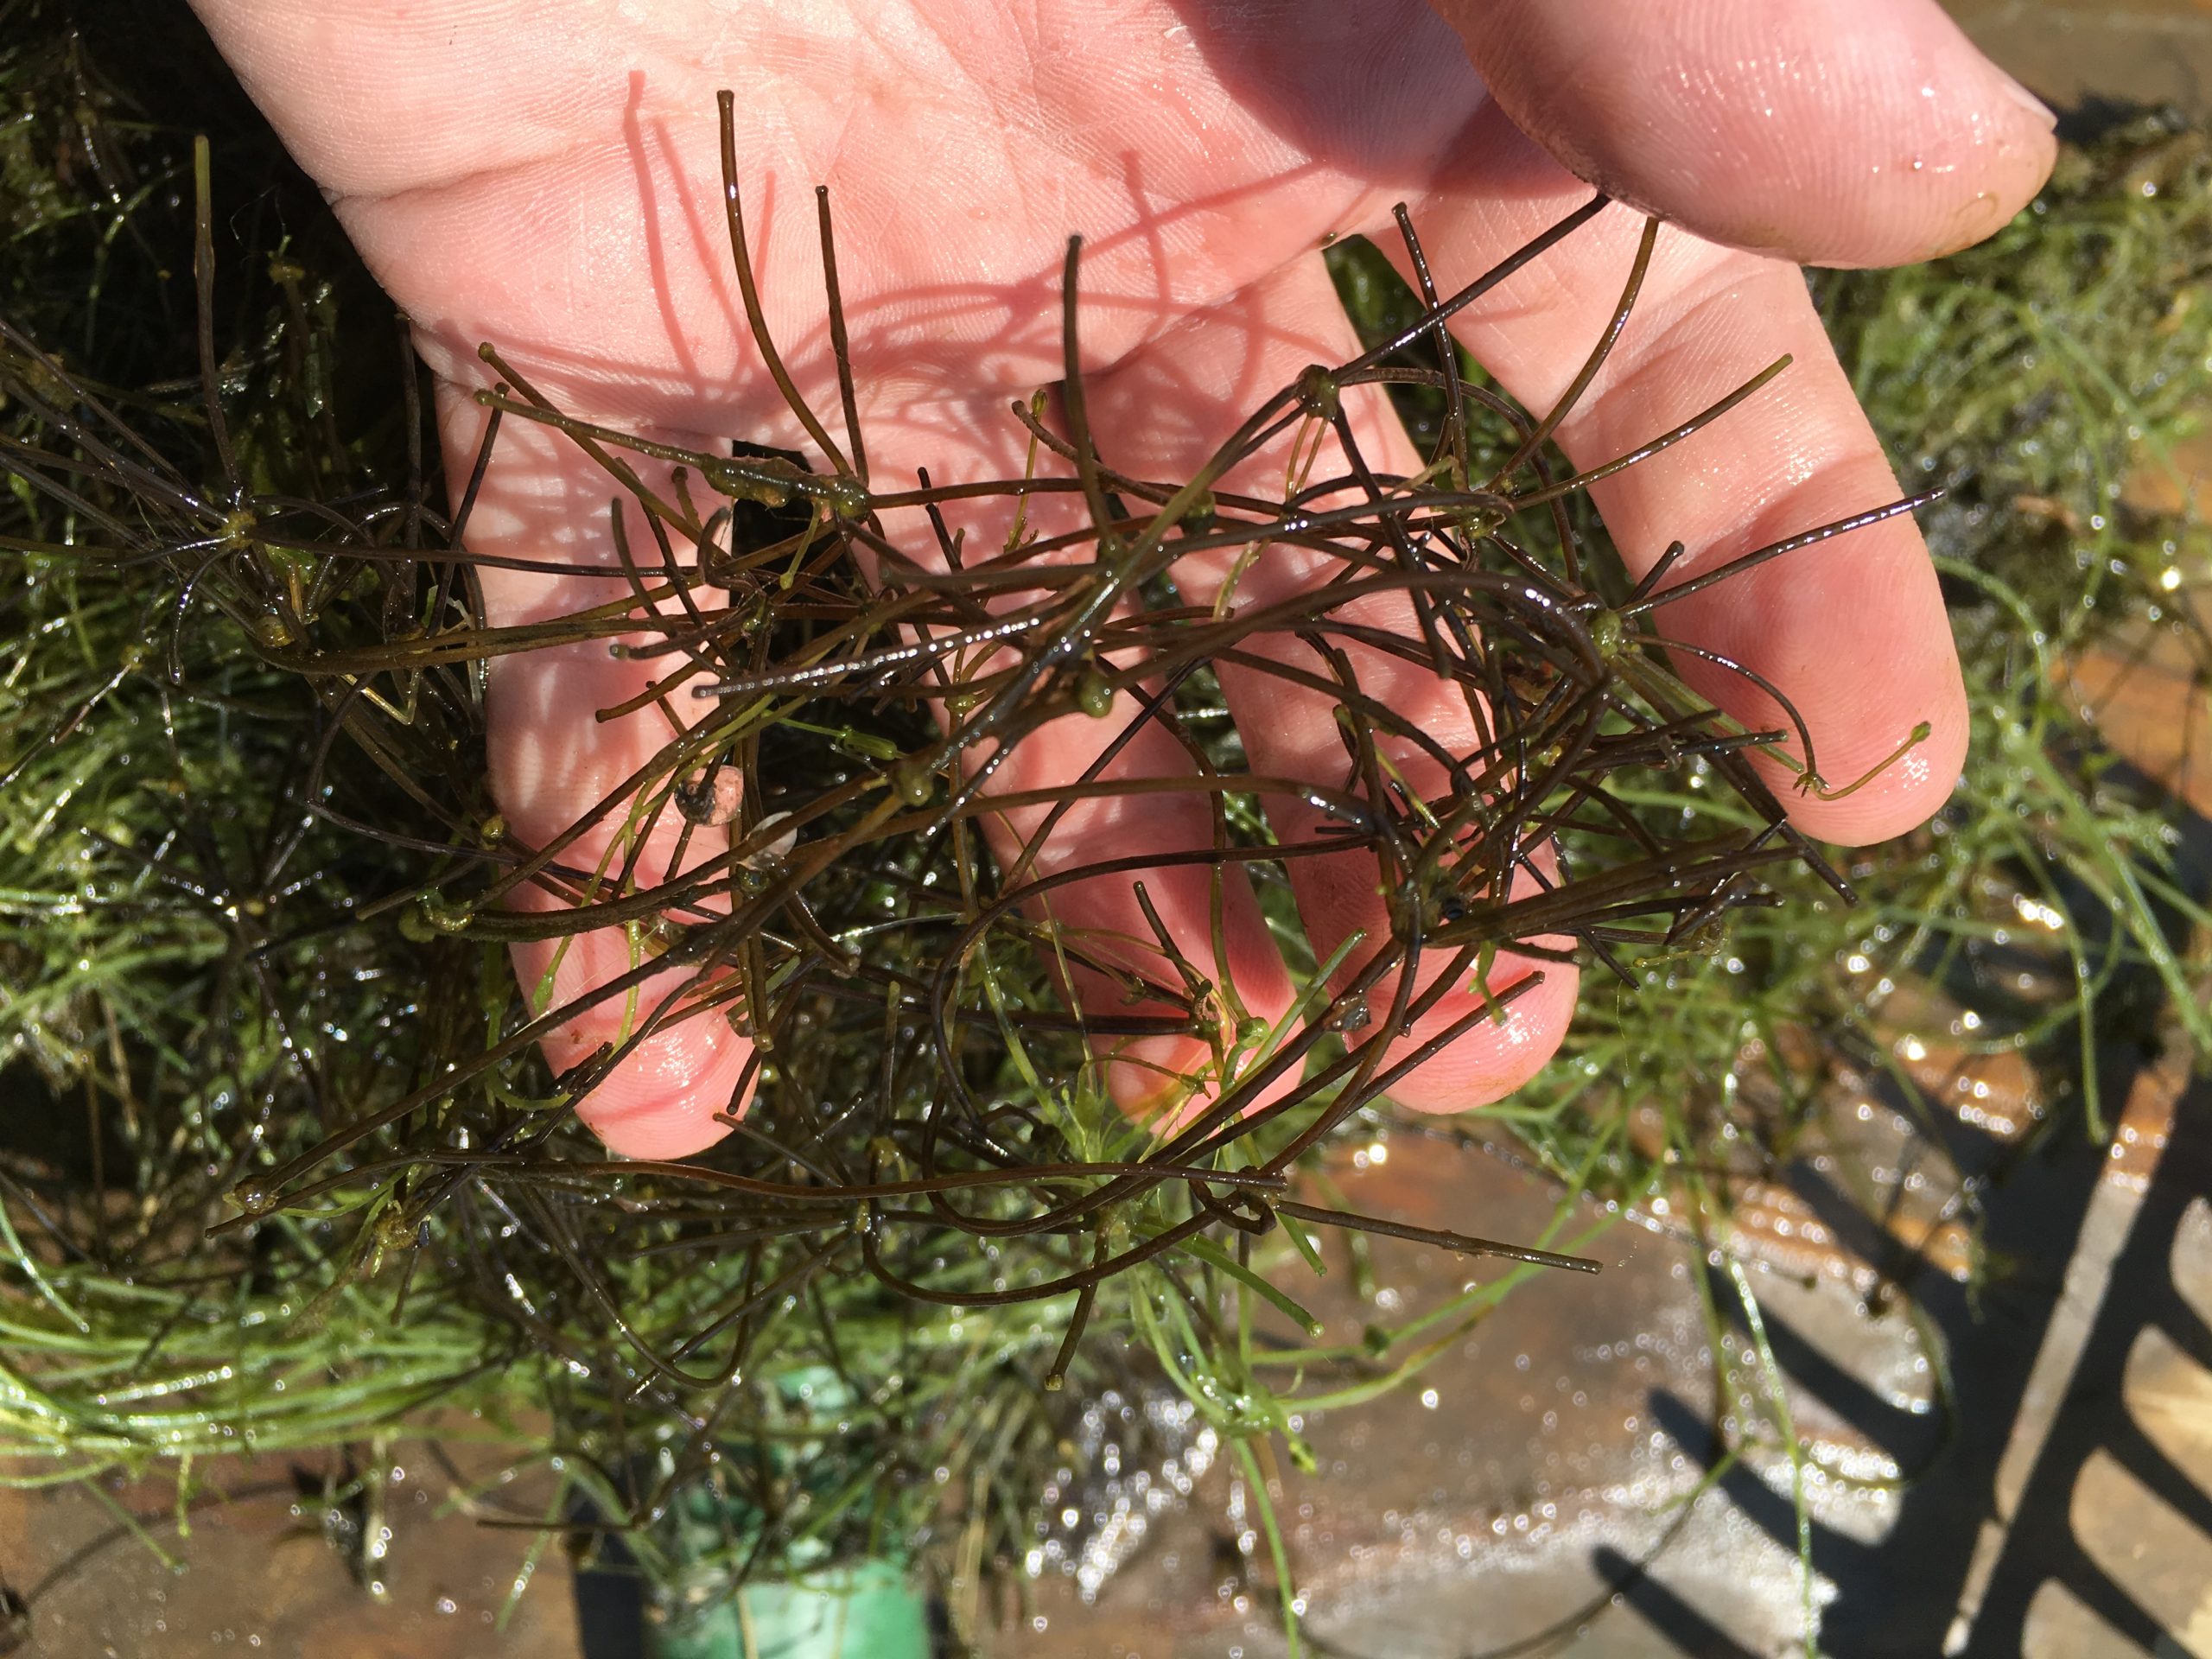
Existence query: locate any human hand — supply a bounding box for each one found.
[190,0,2056,1158]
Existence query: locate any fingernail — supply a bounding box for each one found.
[1991,67,2057,132]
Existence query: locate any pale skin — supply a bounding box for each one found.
[189,0,2057,1158]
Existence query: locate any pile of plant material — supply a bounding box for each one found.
[3,6,2205,1650]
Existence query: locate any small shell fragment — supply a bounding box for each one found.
[741,810,798,864]
[677,764,743,827]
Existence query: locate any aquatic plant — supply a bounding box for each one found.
[2,7,2205,1650]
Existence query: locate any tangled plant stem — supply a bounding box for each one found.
[1,30,2207,1652]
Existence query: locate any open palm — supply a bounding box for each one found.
[194,0,2056,1156]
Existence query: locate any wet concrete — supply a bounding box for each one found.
[1946,0,2212,123]
[1001,1128,1920,1659]
[995,1050,2211,1658]
[0,1439,584,1658]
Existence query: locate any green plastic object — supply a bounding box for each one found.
[645,1369,931,1658]
[648,1557,930,1659]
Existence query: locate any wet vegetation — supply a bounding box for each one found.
[2,3,2206,1650]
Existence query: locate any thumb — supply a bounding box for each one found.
[1427,0,2057,268]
